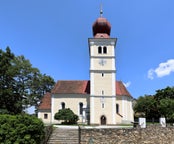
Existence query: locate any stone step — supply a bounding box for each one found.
[48,142,78,144]
[47,127,79,144]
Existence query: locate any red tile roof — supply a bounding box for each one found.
[38,92,51,110]
[116,81,132,97]
[52,80,131,97]
[51,80,90,94]
[38,80,132,110]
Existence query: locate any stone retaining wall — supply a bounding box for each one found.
[80,125,174,144]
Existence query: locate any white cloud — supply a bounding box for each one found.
[123,81,131,88]
[147,59,174,79]
[147,69,155,80]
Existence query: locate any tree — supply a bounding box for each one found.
[158,99,174,121]
[154,86,174,101]
[154,87,174,121]
[0,47,22,114]
[29,73,55,109]
[54,108,79,124]
[13,56,55,109]
[0,47,55,114]
[134,95,160,119]
[134,86,174,121]
[13,55,40,110]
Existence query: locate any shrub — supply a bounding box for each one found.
[0,114,45,144]
[54,108,79,124]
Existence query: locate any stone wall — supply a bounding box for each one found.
[42,125,53,144]
[79,125,174,144]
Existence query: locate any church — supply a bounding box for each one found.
[38,11,134,125]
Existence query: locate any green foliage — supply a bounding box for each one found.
[134,95,159,119]
[155,86,174,121]
[0,47,55,114]
[13,55,55,110]
[0,114,45,144]
[54,108,79,124]
[0,47,22,114]
[134,86,174,121]
[154,86,174,101]
[158,99,174,121]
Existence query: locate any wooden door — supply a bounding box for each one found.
[101,115,106,125]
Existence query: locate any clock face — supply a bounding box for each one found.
[98,59,106,66]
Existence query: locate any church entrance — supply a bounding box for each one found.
[100,115,106,125]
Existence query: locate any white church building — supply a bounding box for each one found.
[38,12,134,125]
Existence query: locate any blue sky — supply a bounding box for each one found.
[0,0,174,99]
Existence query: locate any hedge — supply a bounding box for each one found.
[0,114,45,144]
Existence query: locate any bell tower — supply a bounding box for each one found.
[89,9,117,125]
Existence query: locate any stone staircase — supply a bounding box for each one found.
[47,126,79,144]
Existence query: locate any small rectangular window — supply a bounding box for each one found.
[102,73,104,77]
[44,114,48,119]
[102,103,104,108]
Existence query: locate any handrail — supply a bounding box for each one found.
[116,113,123,118]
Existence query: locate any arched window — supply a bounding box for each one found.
[103,46,107,54]
[79,102,83,115]
[98,46,102,54]
[61,102,65,109]
[116,104,119,113]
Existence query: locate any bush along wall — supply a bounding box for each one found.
[0,114,45,144]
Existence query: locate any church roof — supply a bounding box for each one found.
[116,81,131,97]
[38,80,132,110]
[52,80,131,96]
[51,80,90,94]
[38,92,51,110]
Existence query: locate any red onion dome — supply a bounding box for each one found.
[92,17,111,38]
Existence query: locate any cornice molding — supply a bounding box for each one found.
[90,70,116,73]
[38,109,51,112]
[90,95,116,98]
[90,56,115,59]
[88,38,117,47]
